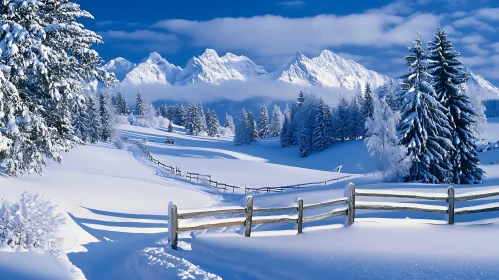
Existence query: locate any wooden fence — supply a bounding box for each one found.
[244,175,358,194]
[168,183,499,249]
[124,136,349,194]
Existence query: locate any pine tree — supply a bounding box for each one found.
[297,91,306,107]
[366,97,408,181]
[223,113,235,133]
[114,92,129,115]
[299,130,311,157]
[336,96,349,142]
[280,106,291,148]
[206,109,220,137]
[348,94,363,140]
[258,105,270,139]
[196,104,207,133]
[71,96,89,142]
[99,92,112,141]
[397,33,453,183]
[0,0,115,175]
[288,104,298,146]
[178,105,186,126]
[324,103,334,147]
[87,96,102,144]
[246,110,258,143]
[185,104,197,135]
[427,27,484,184]
[269,104,284,137]
[361,83,375,137]
[234,109,250,145]
[136,92,145,115]
[313,98,329,151]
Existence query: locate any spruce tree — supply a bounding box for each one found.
[178,105,186,126]
[361,83,375,137]
[397,33,453,183]
[269,104,284,137]
[86,96,101,144]
[0,0,115,175]
[336,96,349,142]
[313,98,329,151]
[246,110,258,143]
[234,109,249,145]
[99,92,112,141]
[206,109,220,137]
[136,92,145,115]
[71,97,89,142]
[197,104,207,133]
[280,106,291,148]
[348,94,363,140]
[258,105,270,139]
[114,92,129,115]
[427,27,484,184]
[299,130,311,157]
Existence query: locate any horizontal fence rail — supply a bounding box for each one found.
[168,184,499,249]
[244,175,359,194]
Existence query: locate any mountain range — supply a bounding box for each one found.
[103,49,499,99]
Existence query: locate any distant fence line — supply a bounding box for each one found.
[123,136,356,194]
[168,184,499,249]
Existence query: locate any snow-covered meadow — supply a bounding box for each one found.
[2,121,499,279]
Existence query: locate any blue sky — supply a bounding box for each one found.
[79,0,499,85]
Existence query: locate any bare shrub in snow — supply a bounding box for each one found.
[0,192,65,252]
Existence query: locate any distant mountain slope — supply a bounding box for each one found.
[107,49,499,101]
[272,50,390,90]
[122,52,181,86]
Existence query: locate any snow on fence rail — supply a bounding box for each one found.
[168,184,499,249]
[244,175,359,194]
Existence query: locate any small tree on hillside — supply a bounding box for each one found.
[269,104,284,137]
[135,92,145,115]
[258,105,270,139]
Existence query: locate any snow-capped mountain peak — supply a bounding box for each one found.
[122,52,181,86]
[103,57,135,81]
[174,48,267,86]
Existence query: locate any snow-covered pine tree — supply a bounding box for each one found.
[99,92,112,141]
[397,33,453,183]
[258,105,270,139]
[158,104,167,118]
[136,92,145,115]
[0,0,115,175]
[287,104,298,146]
[299,130,311,157]
[336,96,349,142]
[206,109,220,137]
[366,97,408,181]
[297,91,306,107]
[167,105,176,121]
[280,106,291,148]
[234,109,249,145]
[178,105,187,126]
[223,113,235,133]
[71,96,89,143]
[427,27,484,184]
[269,104,284,137]
[348,94,363,140]
[246,110,258,143]
[324,103,334,147]
[361,83,375,137]
[386,80,399,111]
[86,95,102,144]
[114,92,129,115]
[313,98,329,151]
[185,104,196,135]
[196,104,207,134]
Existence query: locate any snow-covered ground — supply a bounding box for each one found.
[2,121,499,279]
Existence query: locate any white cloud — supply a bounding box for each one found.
[117,76,352,105]
[475,8,499,21]
[453,17,494,31]
[276,1,305,8]
[153,13,439,63]
[100,30,178,43]
[465,44,490,56]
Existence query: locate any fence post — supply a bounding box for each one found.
[168,202,178,249]
[297,198,303,234]
[245,196,254,237]
[447,186,455,225]
[347,183,355,225]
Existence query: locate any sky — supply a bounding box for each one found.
[79,0,499,86]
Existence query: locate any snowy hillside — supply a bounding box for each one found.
[272,50,390,90]
[466,71,499,100]
[174,49,267,86]
[122,52,182,86]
